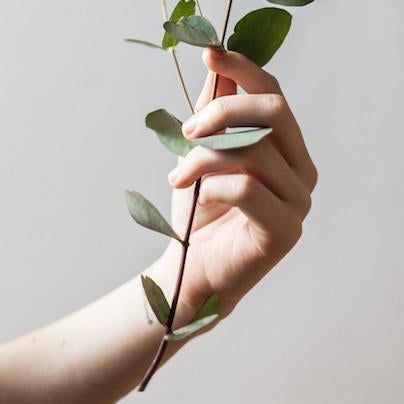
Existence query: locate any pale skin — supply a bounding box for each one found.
[0,48,317,403]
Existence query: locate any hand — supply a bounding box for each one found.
[159,48,317,318]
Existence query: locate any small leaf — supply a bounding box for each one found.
[164,16,223,49]
[146,109,272,156]
[165,314,218,341]
[162,0,196,49]
[192,294,220,322]
[141,275,171,325]
[227,8,292,67]
[125,38,165,50]
[266,0,314,6]
[125,190,182,242]
[194,128,273,150]
[146,109,195,157]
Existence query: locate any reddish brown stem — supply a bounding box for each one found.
[139,0,234,391]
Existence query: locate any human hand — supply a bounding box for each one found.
[158,48,317,319]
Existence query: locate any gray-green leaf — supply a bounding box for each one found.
[194,128,272,150]
[266,0,314,6]
[146,109,194,157]
[125,190,182,242]
[141,275,171,325]
[227,8,292,67]
[192,294,220,322]
[165,314,218,341]
[164,16,223,49]
[125,38,165,50]
[146,109,272,156]
[162,0,196,49]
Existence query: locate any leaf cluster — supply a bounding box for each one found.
[126,0,314,65]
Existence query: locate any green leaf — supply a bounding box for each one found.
[192,294,220,322]
[146,109,272,156]
[165,314,218,341]
[141,275,171,325]
[125,38,165,50]
[162,0,196,49]
[125,190,182,242]
[146,109,195,157]
[227,8,292,67]
[194,128,273,150]
[164,16,223,49]
[266,0,314,6]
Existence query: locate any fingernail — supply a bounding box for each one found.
[168,166,180,185]
[182,115,197,137]
[210,48,225,60]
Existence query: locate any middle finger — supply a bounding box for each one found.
[169,142,311,220]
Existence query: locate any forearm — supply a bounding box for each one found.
[0,254,199,404]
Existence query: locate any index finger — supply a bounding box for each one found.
[202,48,282,95]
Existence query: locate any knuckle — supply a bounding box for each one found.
[309,162,319,192]
[285,212,303,247]
[293,185,312,220]
[262,93,287,117]
[261,72,282,94]
[300,160,318,193]
[271,210,302,252]
[269,75,281,92]
[300,191,312,218]
[287,179,312,219]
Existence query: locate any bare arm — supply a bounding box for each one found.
[0,258,196,404]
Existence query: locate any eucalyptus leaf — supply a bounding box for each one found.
[194,127,272,150]
[266,0,314,6]
[227,8,292,67]
[146,109,195,157]
[165,314,218,341]
[192,294,220,322]
[162,0,196,49]
[141,275,171,326]
[125,38,165,50]
[164,16,223,49]
[146,109,272,155]
[125,190,182,242]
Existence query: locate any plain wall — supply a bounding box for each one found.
[0,0,403,402]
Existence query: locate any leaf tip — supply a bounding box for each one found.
[124,189,136,203]
[163,21,172,32]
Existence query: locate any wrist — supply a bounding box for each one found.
[142,248,198,330]
[144,241,226,330]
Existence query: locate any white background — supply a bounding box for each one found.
[0,0,403,402]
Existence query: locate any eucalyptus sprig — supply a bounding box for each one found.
[126,0,315,391]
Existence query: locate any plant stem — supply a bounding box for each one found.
[171,49,194,114]
[161,0,194,114]
[196,0,203,17]
[160,0,169,21]
[139,0,234,391]
[138,182,201,392]
[211,0,233,100]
